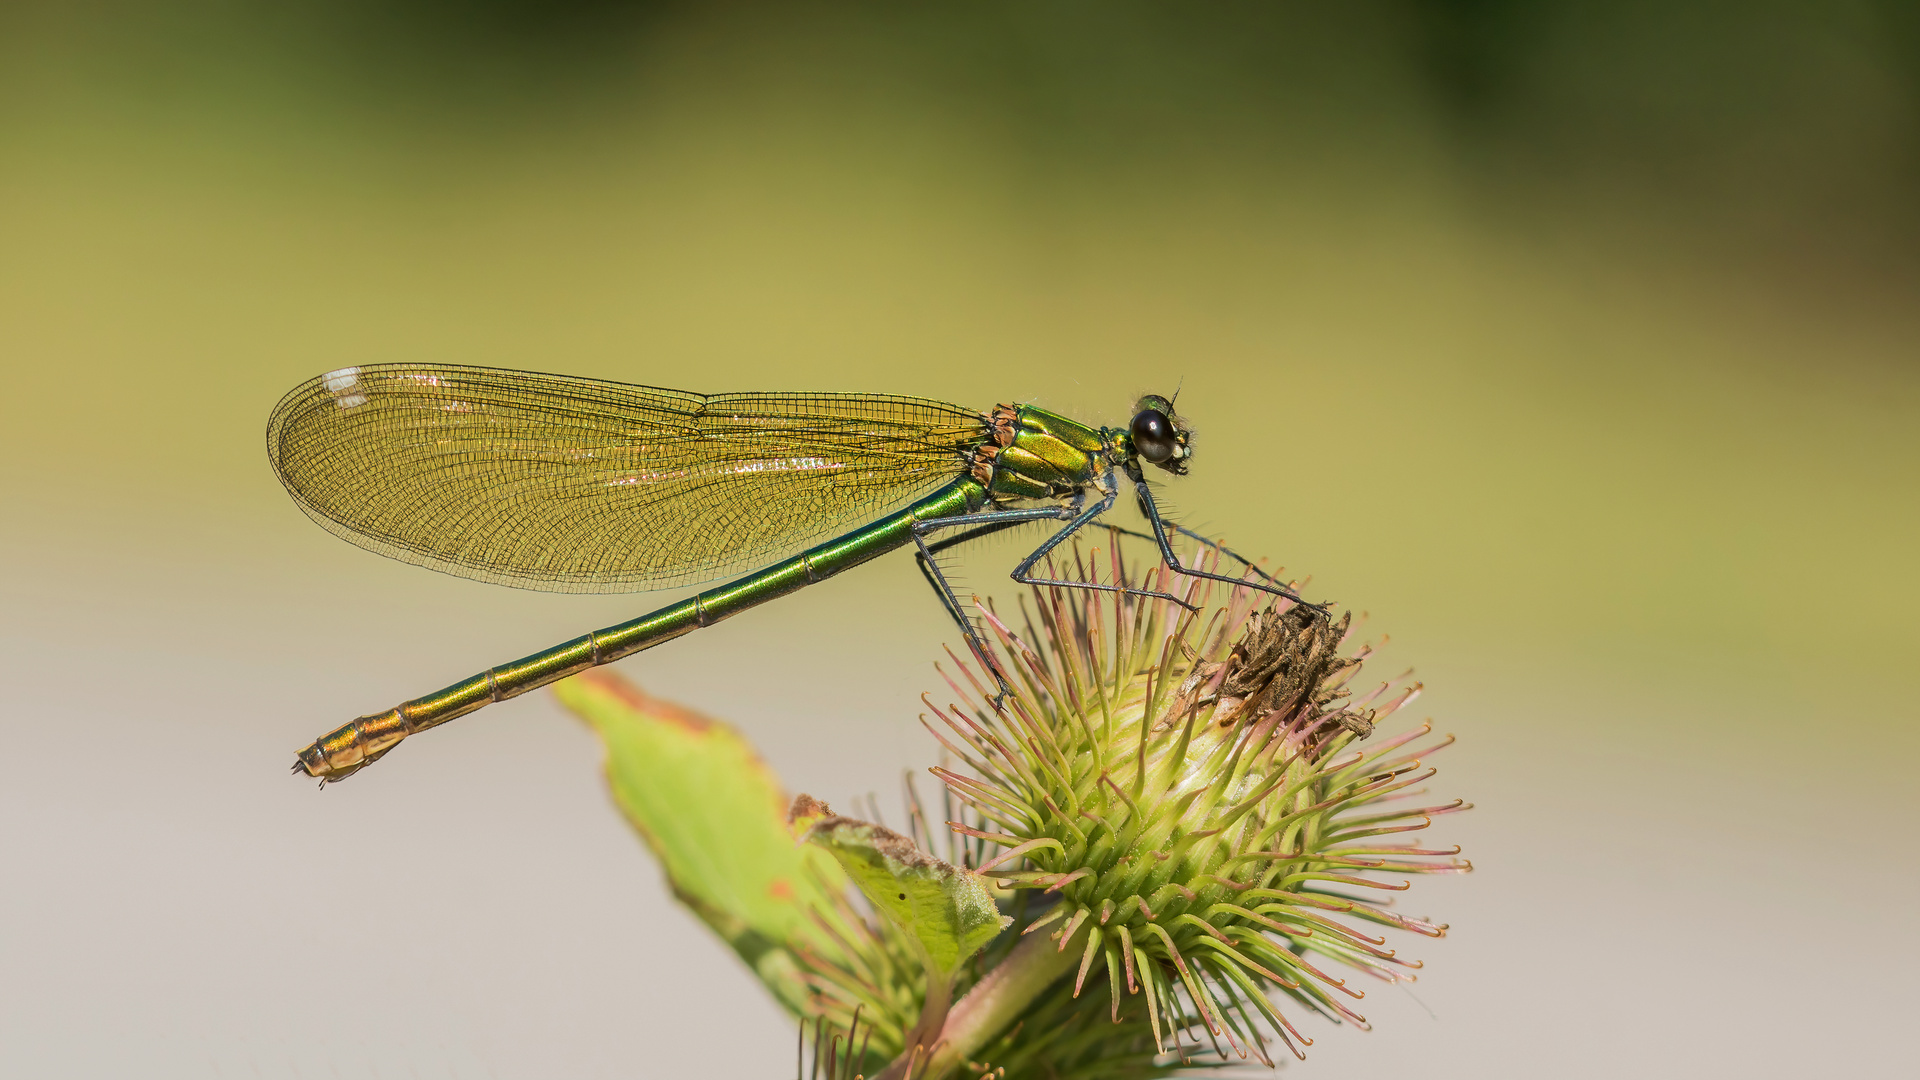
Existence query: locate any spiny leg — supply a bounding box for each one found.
[1099,523,1280,586]
[913,504,1079,695]
[913,517,1032,642]
[912,496,1197,699]
[1005,482,1199,612]
[1131,478,1330,614]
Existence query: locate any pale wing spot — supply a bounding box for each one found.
[322,367,366,408]
[728,457,848,475]
[605,469,694,487]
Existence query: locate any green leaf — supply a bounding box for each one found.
[555,670,851,1015]
[790,795,1010,978]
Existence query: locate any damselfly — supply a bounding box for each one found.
[270,364,1312,782]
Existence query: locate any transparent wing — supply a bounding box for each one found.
[267,364,986,592]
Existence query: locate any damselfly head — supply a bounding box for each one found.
[1129,393,1191,475]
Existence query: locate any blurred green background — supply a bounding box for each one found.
[2,2,1914,1077]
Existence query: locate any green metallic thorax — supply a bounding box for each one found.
[983,404,1117,501]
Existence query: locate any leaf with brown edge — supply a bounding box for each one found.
[556,669,853,1015]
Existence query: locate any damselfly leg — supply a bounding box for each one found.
[913,472,1327,700]
[910,489,1200,698]
[1099,523,1281,588]
[1131,478,1329,615]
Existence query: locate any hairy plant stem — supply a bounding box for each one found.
[878,924,1085,1080]
[895,967,954,1080]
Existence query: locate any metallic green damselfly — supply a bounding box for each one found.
[270,364,1311,783]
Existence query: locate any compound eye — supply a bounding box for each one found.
[1131,408,1176,464]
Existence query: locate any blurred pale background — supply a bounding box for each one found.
[2,2,1915,1077]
